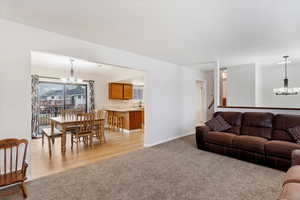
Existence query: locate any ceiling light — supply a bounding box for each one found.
[61,59,83,84]
[273,56,300,95]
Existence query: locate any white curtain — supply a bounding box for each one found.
[31,75,39,138]
[88,80,95,112]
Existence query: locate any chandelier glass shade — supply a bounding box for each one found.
[273,56,300,95]
[61,59,83,84]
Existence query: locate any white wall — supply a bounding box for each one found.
[256,62,300,108]
[220,62,300,108]
[215,64,300,115]
[204,70,214,119]
[0,19,205,178]
[180,67,207,134]
[227,63,255,106]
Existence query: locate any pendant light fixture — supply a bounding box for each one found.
[273,56,300,95]
[61,59,83,84]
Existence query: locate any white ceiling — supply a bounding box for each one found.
[2,0,300,68]
[31,51,145,79]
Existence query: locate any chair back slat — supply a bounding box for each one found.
[96,110,108,120]
[77,113,95,133]
[15,145,19,173]
[61,109,82,120]
[0,138,28,176]
[4,148,6,175]
[10,147,13,175]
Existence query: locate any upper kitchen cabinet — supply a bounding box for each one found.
[109,83,124,99]
[123,84,133,99]
[109,83,133,100]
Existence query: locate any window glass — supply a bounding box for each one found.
[38,82,87,136]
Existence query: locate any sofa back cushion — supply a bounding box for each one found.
[241,112,274,139]
[272,114,300,142]
[213,112,242,134]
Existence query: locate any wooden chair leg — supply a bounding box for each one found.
[21,182,27,198]
[47,137,52,157]
[76,136,79,153]
[102,129,106,143]
[42,133,44,147]
[89,134,93,147]
[51,137,55,145]
[71,134,74,150]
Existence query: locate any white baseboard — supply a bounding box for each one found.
[123,129,142,134]
[144,131,195,148]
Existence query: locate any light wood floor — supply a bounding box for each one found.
[31,129,144,180]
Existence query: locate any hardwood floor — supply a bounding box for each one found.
[31,129,144,179]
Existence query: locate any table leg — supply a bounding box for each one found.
[101,120,106,144]
[97,120,101,142]
[61,125,67,155]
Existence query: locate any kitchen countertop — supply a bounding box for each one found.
[104,107,143,112]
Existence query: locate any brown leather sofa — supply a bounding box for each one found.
[280,150,300,200]
[196,112,300,170]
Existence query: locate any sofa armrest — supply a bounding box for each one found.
[195,126,210,149]
[292,150,300,166]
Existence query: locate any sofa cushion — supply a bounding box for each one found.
[272,130,295,143]
[204,132,236,147]
[272,114,300,142]
[283,166,300,186]
[241,112,274,139]
[265,141,300,159]
[279,183,300,200]
[205,115,231,132]
[213,112,242,134]
[232,135,267,153]
[289,126,300,144]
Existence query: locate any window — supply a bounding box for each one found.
[64,84,87,110]
[133,86,143,100]
[38,82,87,134]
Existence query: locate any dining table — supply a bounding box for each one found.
[49,116,105,155]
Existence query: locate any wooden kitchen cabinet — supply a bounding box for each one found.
[109,83,124,99]
[106,110,142,130]
[109,83,133,100]
[123,84,133,99]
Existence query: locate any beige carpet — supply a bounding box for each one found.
[2,135,284,200]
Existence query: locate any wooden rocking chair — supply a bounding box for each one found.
[0,138,28,198]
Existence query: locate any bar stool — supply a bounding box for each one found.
[113,116,118,131]
[117,116,124,133]
[108,114,114,130]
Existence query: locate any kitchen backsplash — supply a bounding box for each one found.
[104,99,143,109]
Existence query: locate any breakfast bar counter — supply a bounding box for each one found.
[105,108,143,132]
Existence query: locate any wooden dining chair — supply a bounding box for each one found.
[0,138,28,198]
[61,109,83,133]
[96,110,108,120]
[41,127,62,157]
[94,110,107,143]
[71,113,95,153]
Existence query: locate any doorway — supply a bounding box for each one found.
[30,51,146,179]
[196,80,207,126]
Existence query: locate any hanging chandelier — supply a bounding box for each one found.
[61,59,83,84]
[273,56,300,95]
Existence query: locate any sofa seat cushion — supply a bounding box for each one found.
[232,135,267,153]
[280,183,300,200]
[283,166,300,186]
[204,132,236,147]
[265,140,300,159]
